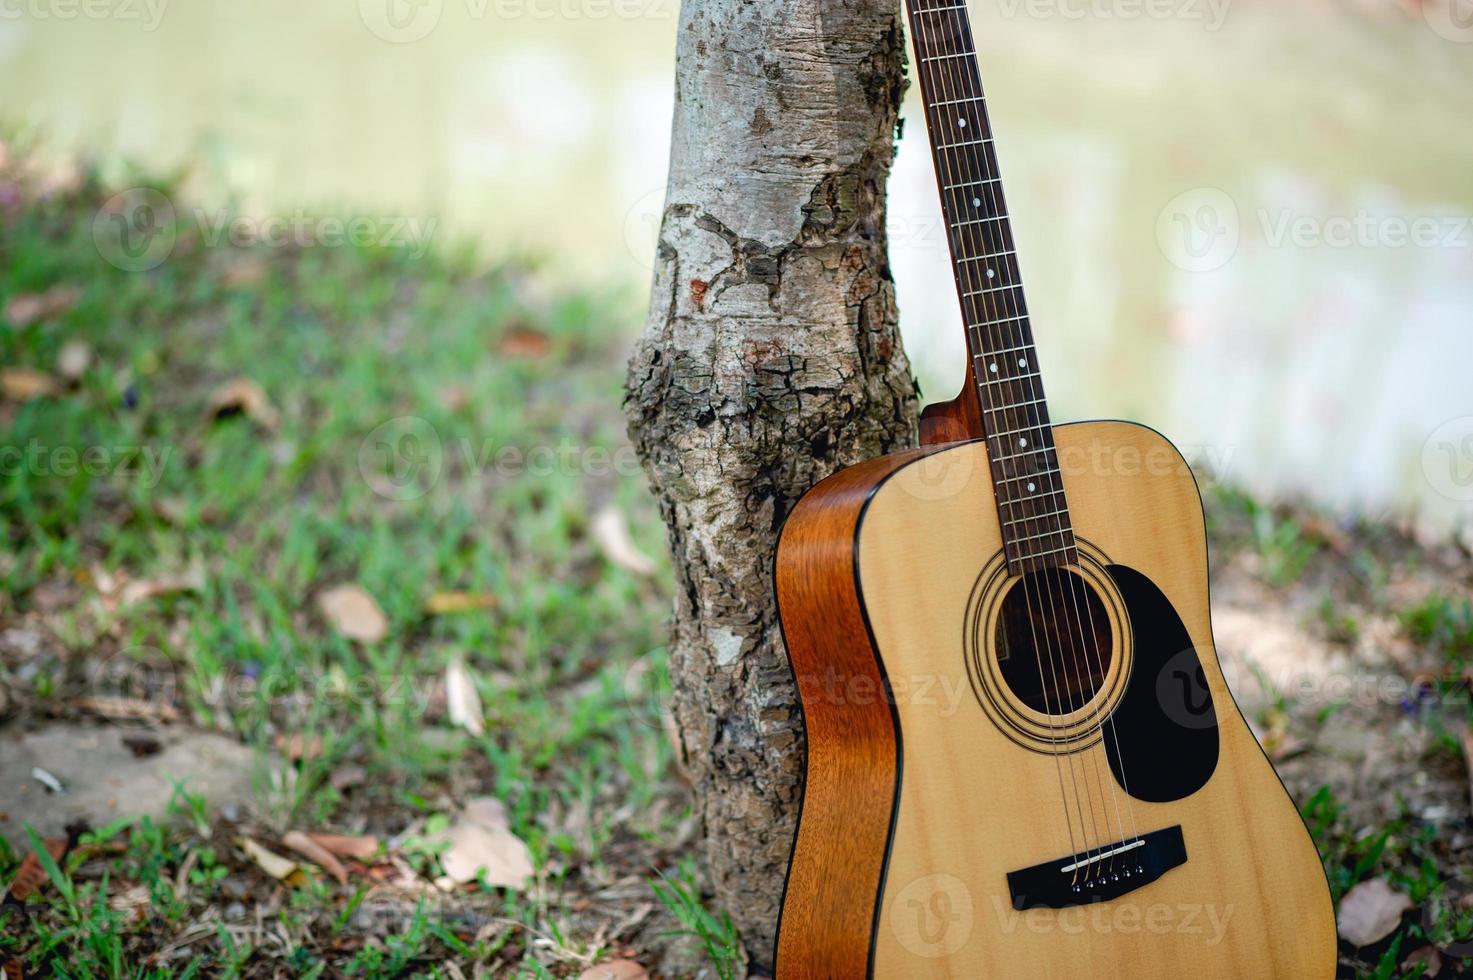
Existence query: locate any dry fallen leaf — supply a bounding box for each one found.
[276,733,324,761]
[434,796,535,889]
[1298,514,1352,555]
[317,585,388,643]
[221,255,268,288]
[107,883,152,918]
[56,340,92,381]
[152,497,191,526]
[591,506,657,577]
[5,836,68,902]
[4,284,81,329]
[205,376,280,429]
[1,368,61,401]
[425,592,498,615]
[1253,707,1306,762]
[115,565,205,609]
[577,961,649,980]
[437,384,469,411]
[329,764,368,792]
[282,830,348,885]
[236,836,300,882]
[74,695,179,722]
[445,655,485,737]
[1337,878,1413,947]
[1404,944,1442,977]
[305,832,381,861]
[497,325,551,358]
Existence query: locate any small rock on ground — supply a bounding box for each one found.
[0,723,258,841]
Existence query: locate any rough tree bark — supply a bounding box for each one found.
[624,0,917,968]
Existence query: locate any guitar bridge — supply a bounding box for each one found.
[1006,825,1187,909]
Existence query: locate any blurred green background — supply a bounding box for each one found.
[3,0,1471,528]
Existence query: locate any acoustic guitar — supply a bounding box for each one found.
[772,2,1336,977]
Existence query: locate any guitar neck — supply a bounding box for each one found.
[905,0,1077,573]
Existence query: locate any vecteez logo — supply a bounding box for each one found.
[93,188,178,272]
[1155,188,1240,273]
[358,416,445,501]
[0,0,170,31]
[359,0,443,42]
[1423,416,1473,502]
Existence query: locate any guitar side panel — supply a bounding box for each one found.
[774,447,947,979]
[857,422,1335,978]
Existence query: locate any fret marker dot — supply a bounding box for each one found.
[986,268,995,279]
[1026,482,1037,493]
[1018,358,1027,368]
[972,197,981,208]
[1018,437,1028,448]
[958,118,967,128]
[988,362,997,374]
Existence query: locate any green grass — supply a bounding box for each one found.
[651,860,744,980]
[1400,593,1473,666]
[3,145,1471,978]
[0,150,699,975]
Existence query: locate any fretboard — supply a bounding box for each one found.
[905,0,1077,574]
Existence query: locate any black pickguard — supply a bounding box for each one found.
[1104,564,1218,802]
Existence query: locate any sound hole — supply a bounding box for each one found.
[994,567,1112,715]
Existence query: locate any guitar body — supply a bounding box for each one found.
[774,419,1335,978]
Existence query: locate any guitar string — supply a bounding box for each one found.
[929,1,1131,879]
[916,0,1139,878]
[912,0,1112,879]
[935,0,1142,874]
[928,46,1117,882]
[904,0,1090,871]
[907,0,1097,878]
[910,0,1100,882]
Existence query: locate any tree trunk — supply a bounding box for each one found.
[624,0,917,968]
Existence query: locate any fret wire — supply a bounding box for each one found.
[964,301,1027,321]
[959,282,1021,298]
[978,370,1043,388]
[1003,505,1072,526]
[993,467,1061,485]
[967,321,1029,337]
[934,138,994,151]
[968,338,1032,354]
[963,305,1023,322]
[998,488,1067,509]
[949,215,1009,230]
[941,177,1000,190]
[987,420,1050,439]
[928,96,986,108]
[1006,525,1076,546]
[960,319,1031,330]
[981,394,1048,411]
[1011,543,1079,561]
[910,0,1074,567]
[990,445,1051,463]
[968,340,1034,356]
